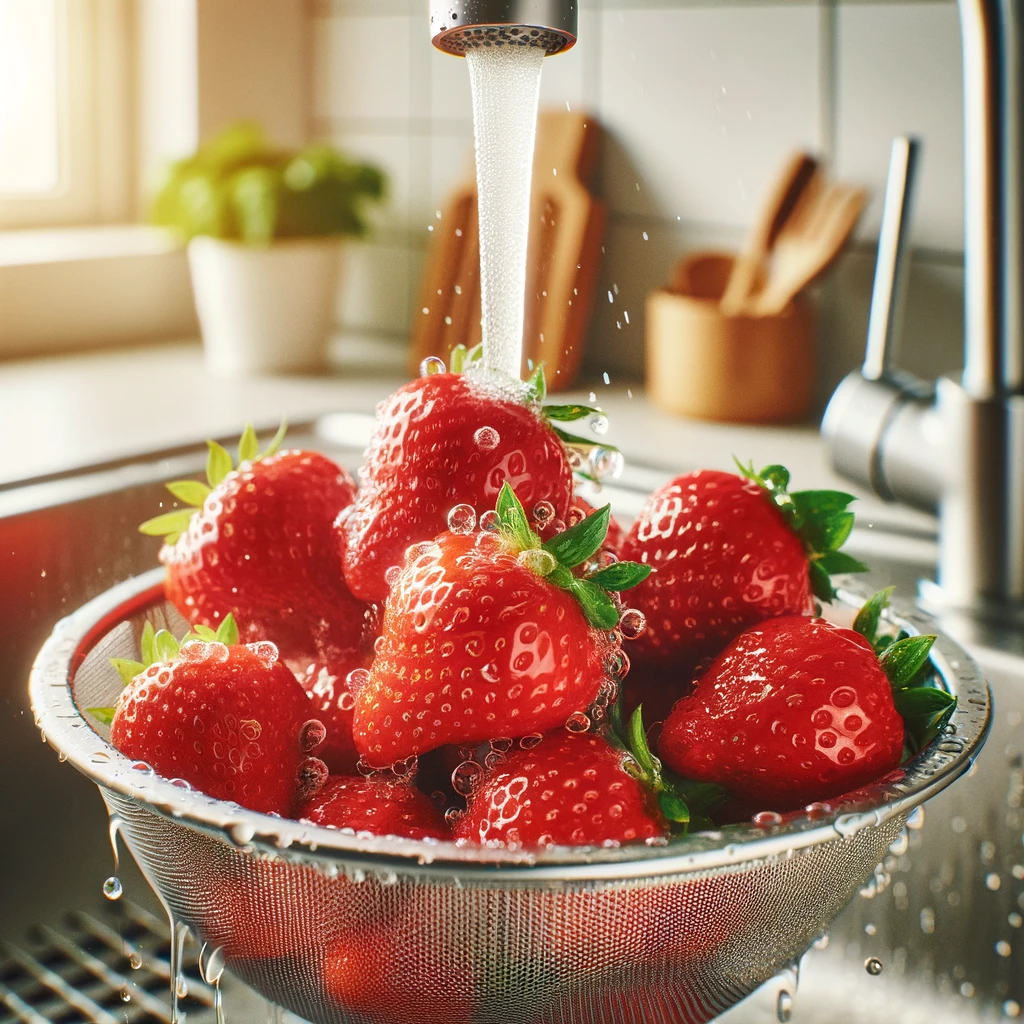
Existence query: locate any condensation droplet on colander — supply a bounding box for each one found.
[907,806,926,830]
[176,977,189,999]
[864,957,884,976]
[532,500,555,525]
[565,711,591,733]
[889,828,910,856]
[479,509,500,532]
[589,412,609,436]
[452,760,484,796]
[1004,1000,1022,1018]
[448,503,477,535]
[776,991,793,1023]
[346,667,371,697]
[131,760,154,775]
[120,987,131,1003]
[619,608,647,640]
[518,548,556,576]
[230,822,256,846]
[385,565,402,587]
[474,426,500,450]
[420,355,446,376]
[102,876,122,900]
[129,953,142,970]
[300,719,327,752]
[812,933,830,951]
[753,810,783,828]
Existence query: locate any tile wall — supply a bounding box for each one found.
[311,0,965,407]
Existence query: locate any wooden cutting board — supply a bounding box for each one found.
[410,110,606,391]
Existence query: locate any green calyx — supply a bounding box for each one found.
[493,481,651,630]
[608,703,726,834]
[735,459,868,604]
[852,588,954,759]
[87,616,239,725]
[139,421,288,544]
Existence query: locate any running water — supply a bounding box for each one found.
[466,45,545,381]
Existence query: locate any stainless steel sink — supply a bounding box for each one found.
[2,420,1018,1022]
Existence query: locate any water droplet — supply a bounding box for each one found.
[812,933,830,951]
[445,807,463,826]
[531,500,556,525]
[589,447,624,482]
[385,565,402,587]
[230,822,256,845]
[776,990,793,1022]
[565,711,591,733]
[518,548,556,575]
[907,806,926,830]
[131,761,154,775]
[129,953,142,970]
[864,957,883,976]
[176,977,189,999]
[102,876,122,900]
[300,719,326,752]
[484,751,505,769]
[753,810,783,828]
[1004,1000,1021,1018]
[888,829,910,856]
[346,668,371,698]
[589,413,609,436]
[996,940,1013,957]
[473,426,500,450]
[987,872,1002,890]
[603,649,629,680]
[420,356,446,376]
[519,733,543,749]
[452,760,484,796]
[448,504,477,534]
[120,987,131,1002]
[479,510,500,532]
[619,608,646,640]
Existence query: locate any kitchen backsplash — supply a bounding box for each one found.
[311,0,964,406]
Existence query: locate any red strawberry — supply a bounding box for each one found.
[100,619,320,816]
[453,730,669,848]
[658,591,950,810]
[140,425,368,668]
[352,483,651,767]
[296,774,449,840]
[619,463,866,692]
[340,370,576,602]
[292,660,362,775]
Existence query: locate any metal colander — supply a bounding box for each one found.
[30,568,990,1024]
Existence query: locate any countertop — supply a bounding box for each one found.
[0,338,935,538]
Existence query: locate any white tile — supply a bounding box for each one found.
[835,2,963,253]
[312,14,413,121]
[597,6,822,227]
[337,241,422,336]
[429,45,474,123]
[322,133,412,231]
[429,133,475,215]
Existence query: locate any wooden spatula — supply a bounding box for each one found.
[719,151,819,316]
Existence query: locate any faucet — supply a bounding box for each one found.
[823,0,1024,619]
[430,1,577,55]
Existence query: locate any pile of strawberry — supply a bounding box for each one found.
[90,354,956,850]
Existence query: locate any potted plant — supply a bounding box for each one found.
[151,122,386,375]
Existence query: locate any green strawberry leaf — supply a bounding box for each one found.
[238,423,259,464]
[261,419,288,460]
[110,658,144,687]
[881,634,937,690]
[216,613,239,645]
[140,621,156,666]
[658,790,691,825]
[586,562,652,591]
[543,404,600,422]
[206,440,233,488]
[449,344,468,374]
[165,480,211,508]
[185,624,218,642]
[817,550,870,575]
[757,464,791,493]
[153,629,181,663]
[669,777,728,816]
[526,362,546,403]
[87,706,115,726]
[138,509,195,538]
[496,482,539,551]
[893,685,956,720]
[803,510,855,554]
[852,587,896,646]
[626,705,659,777]
[543,504,611,569]
[566,577,619,629]
[791,489,857,516]
[808,560,836,603]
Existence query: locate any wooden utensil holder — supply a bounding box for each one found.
[646,252,815,423]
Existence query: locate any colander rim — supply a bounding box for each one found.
[29,566,991,882]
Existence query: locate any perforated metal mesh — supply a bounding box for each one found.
[434,25,570,55]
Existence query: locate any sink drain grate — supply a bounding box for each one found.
[0,900,214,1023]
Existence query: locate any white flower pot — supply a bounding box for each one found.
[188,236,344,376]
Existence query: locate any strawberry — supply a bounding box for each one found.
[658,589,954,810]
[92,617,322,816]
[296,774,449,839]
[453,724,683,849]
[619,462,867,696]
[339,355,619,603]
[352,483,651,766]
[140,424,368,668]
[293,660,362,775]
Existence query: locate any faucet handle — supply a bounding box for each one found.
[863,135,921,380]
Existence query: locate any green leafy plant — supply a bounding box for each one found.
[150,122,386,245]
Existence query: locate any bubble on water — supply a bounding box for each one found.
[385,565,402,587]
[776,991,793,1022]
[565,711,591,733]
[448,504,477,535]
[300,719,327,752]
[102,876,122,900]
[479,510,500,533]
[753,810,783,828]
[129,953,142,970]
[519,733,543,749]
[589,413,609,436]
[346,668,371,698]
[452,760,484,796]
[531,501,556,526]
[420,356,446,377]
[619,608,647,640]
[473,425,500,450]
[518,549,557,576]
[864,957,883,976]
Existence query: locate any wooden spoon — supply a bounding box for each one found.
[718,151,819,316]
[741,181,867,317]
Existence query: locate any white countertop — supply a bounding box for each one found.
[0,338,935,537]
